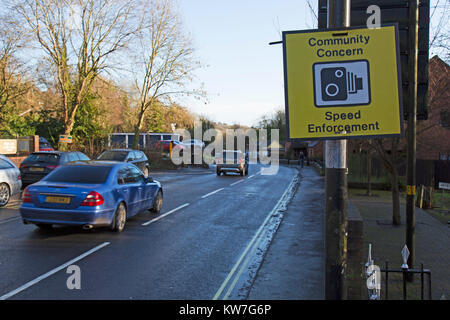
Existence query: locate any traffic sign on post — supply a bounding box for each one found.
[283,24,403,140]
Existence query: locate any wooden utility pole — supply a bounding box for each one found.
[324,0,350,300]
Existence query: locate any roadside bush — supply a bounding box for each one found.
[144,150,179,170]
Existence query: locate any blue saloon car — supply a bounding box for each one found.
[20,161,163,232]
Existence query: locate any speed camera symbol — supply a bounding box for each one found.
[313,60,371,107]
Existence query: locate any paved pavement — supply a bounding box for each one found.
[352,194,450,300]
[247,166,325,299]
[249,164,449,300]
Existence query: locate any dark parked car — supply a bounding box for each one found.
[216,150,249,176]
[20,151,91,187]
[20,161,163,232]
[39,137,54,152]
[96,149,150,177]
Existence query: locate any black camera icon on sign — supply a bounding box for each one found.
[313,60,371,107]
[321,67,363,101]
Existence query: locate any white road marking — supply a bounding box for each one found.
[230,180,244,186]
[201,188,224,199]
[247,174,255,179]
[0,242,110,300]
[0,216,20,225]
[213,175,297,300]
[142,203,190,226]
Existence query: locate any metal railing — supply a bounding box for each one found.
[365,244,432,300]
[381,261,432,300]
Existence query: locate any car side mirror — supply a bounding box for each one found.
[145,177,153,183]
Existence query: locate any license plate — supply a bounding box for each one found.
[45,196,71,204]
[30,167,44,172]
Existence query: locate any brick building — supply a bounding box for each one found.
[416,56,450,160]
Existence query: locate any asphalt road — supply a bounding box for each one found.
[0,164,297,300]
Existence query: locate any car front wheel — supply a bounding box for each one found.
[0,183,10,207]
[151,190,163,214]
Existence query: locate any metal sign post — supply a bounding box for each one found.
[405,0,419,282]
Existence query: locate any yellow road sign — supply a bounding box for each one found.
[59,135,73,143]
[283,24,403,140]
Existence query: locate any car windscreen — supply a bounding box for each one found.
[77,153,90,161]
[0,158,13,169]
[44,166,112,184]
[97,151,128,161]
[25,153,60,164]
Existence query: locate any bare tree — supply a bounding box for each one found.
[372,138,402,225]
[430,0,450,62]
[0,14,32,125]
[128,0,203,149]
[305,0,319,29]
[11,0,138,148]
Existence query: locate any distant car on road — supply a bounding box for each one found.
[155,140,187,153]
[96,149,150,177]
[20,151,91,187]
[216,150,249,176]
[182,139,205,149]
[20,161,163,232]
[0,154,22,207]
[39,137,54,152]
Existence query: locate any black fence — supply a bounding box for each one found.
[433,160,450,188]
[348,154,450,189]
[381,262,432,300]
[365,244,433,300]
